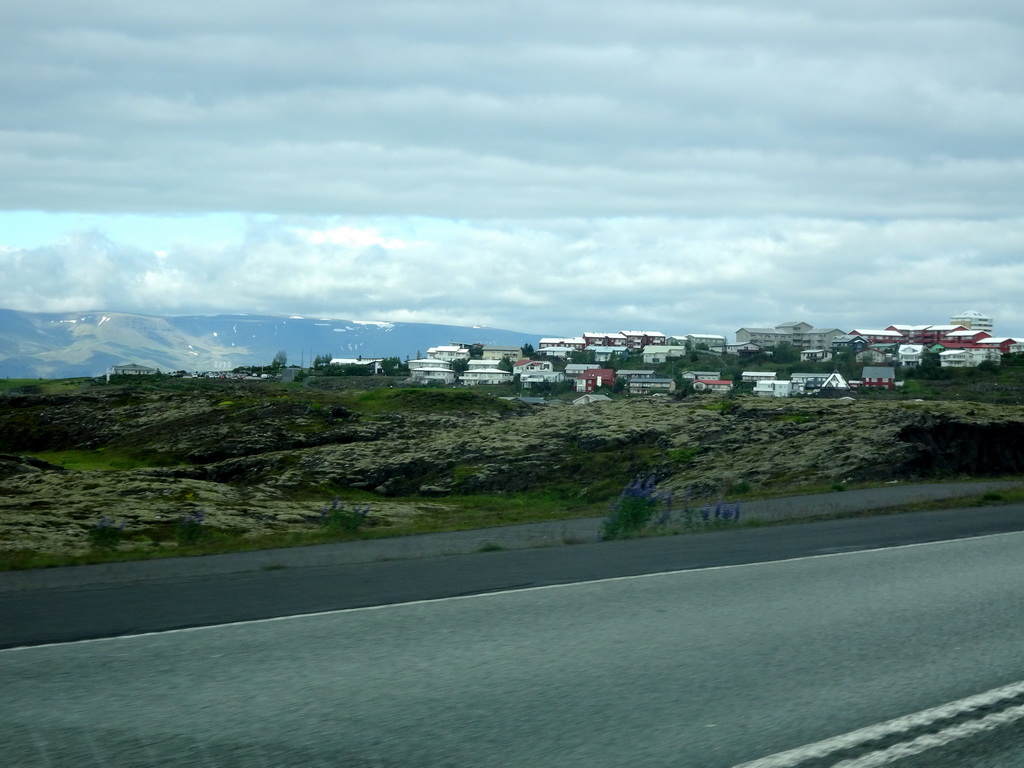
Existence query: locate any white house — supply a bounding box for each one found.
[939,348,1001,367]
[410,367,457,385]
[480,345,522,360]
[587,346,629,362]
[460,368,513,386]
[512,359,554,374]
[519,371,566,388]
[616,369,656,380]
[680,370,721,381]
[573,394,612,405]
[753,379,799,398]
[898,345,925,367]
[741,371,777,383]
[427,345,470,362]
[692,379,733,393]
[110,363,157,375]
[627,378,677,395]
[408,358,450,371]
[642,345,689,364]
[799,349,833,363]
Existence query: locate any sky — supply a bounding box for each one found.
[3,1,1023,341]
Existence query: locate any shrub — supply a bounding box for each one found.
[176,509,207,546]
[318,498,370,533]
[600,476,670,539]
[88,516,126,549]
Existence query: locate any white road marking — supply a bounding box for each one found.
[735,680,1024,767]
[3,529,1023,653]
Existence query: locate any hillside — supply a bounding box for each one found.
[0,309,546,378]
[2,377,1023,559]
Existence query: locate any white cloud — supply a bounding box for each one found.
[1,1,1023,338]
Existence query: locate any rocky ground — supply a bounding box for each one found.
[2,382,1023,555]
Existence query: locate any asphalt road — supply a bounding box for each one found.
[3,497,1024,649]
[3,530,1024,767]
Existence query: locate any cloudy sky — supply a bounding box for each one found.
[3,1,1023,339]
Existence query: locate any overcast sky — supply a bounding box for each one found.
[3,1,1023,339]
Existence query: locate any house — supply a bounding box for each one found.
[848,329,906,345]
[724,342,764,356]
[408,358,450,371]
[692,379,733,393]
[741,371,777,383]
[460,368,513,386]
[519,371,566,388]
[897,345,925,367]
[976,337,1021,355]
[627,378,677,395]
[564,363,602,376]
[512,359,553,374]
[573,368,616,393]
[410,367,457,385]
[588,346,628,362]
[831,334,870,353]
[855,346,894,364]
[949,310,994,334]
[642,345,689,364]
[536,346,579,358]
[889,325,967,345]
[538,337,586,351]
[427,345,470,362]
[480,345,523,360]
[686,333,728,349]
[680,370,721,381]
[799,349,833,363]
[939,348,1001,367]
[110,363,157,375]
[573,394,612,406]
[753,379,799,398]
[615,369,656,380]
[818,372,852,395]
[620,330,667,350]
[790,372,829,392]
[736,322,842,349]
[860,366,896,389]
[583,332,628,348]
[467,358,500,370]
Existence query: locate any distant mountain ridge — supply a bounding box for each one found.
[0,309,547,378]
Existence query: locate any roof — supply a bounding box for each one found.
[862,366,895,378]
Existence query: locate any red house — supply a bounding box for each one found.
[860,366,896,389]
[574,368,616,393]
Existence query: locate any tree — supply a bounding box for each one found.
[272,350,288,369]
[381,357,405,376]
[497,356,514,372]
[521,343,536,358]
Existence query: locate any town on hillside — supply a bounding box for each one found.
[114,310,1024,401]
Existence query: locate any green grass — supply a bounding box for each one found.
[26,448,184,471]
[0,378,93,394]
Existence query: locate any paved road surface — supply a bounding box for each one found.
[4,530,1024,767]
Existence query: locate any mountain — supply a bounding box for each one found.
[0,309,548,378]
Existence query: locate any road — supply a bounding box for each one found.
[3,523,1024,766]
